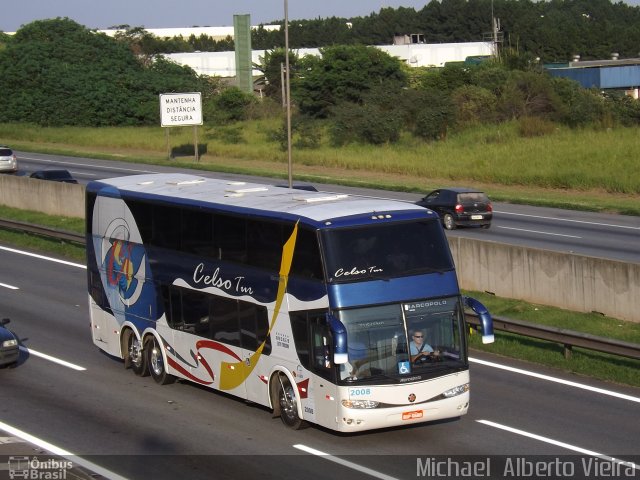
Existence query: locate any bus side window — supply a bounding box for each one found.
[160,284,182,329]
[214,214,247,264]
[210,297,241,347]
[238,300,271,355]
[247,220,282,271]
[152,205,181,250]
[309,315,335,381]
[181,289,211,336]
[290,227,323,280]
[181,209,214,255]
[311,322,331,372]
[89,270,105,308]
[290,310,334,382]
[290,313,310,367]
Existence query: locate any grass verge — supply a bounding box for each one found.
[3,121,640,215]
[466,291,640,388]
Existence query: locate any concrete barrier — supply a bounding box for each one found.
[0,173,638,322]
[449,236,639,323]
[0,174,85,218]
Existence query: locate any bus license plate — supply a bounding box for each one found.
[402,410,424,420]
[471,215,483,220]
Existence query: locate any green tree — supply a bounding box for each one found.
[496,70,562,121]
[208,86,256,124]
[551,76,607,127]
[295,44,407,118]
[0,18,209,126]
[255,48,299,104]
[451,84,497,126]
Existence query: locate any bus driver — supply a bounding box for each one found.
[410,330,435,363]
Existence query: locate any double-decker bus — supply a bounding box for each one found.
[86,173,494,432]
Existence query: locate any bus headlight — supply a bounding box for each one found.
[341,399,379,409]
[442,383,469,398]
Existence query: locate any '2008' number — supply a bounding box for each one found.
[350,388,371,396]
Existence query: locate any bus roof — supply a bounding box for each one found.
[89,173,432,224]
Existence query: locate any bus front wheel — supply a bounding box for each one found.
[124,330,148,377]
[276,373,304,430]
[146,336,175,385]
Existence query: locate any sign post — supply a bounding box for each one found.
[159,92,203,161]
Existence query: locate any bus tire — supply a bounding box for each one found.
[146,336,175,385]
[275,372,304,430]
[124,329,148,377]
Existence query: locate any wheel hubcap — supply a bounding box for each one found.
[280,386,296,419]
[129,338,142,367]
[150,345,163,376]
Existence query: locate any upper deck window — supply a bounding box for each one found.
[321,219,453,283]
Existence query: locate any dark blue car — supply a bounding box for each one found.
[0,318,19,368]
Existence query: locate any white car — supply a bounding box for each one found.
[0,146,17,173]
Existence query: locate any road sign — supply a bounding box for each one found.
[159,92,203,127]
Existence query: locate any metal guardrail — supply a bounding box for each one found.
[466,314,640,361]
[1,217,639,362]
[0,218,85,245]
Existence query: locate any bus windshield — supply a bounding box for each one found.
[321,219,453,283]
[336,297,465,382]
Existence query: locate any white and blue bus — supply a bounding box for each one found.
[86,173,494,432]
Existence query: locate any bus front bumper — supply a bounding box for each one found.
[334,391,470,432]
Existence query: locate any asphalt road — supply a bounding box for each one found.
[1,245,639,479]
[14,150,640,264]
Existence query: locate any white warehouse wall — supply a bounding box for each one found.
[165,42,494,78]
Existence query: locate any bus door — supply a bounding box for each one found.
[289,311,339,424]
[308,319,338,425]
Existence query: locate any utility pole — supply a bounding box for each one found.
[284,0,293,188]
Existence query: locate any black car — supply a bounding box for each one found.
[30,169,78,183]
[416,188,492,230]
[0,318,19,368]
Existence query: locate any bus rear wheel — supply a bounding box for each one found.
[146,336,175,385]
[276,373,304,430]
[124,330,148,377]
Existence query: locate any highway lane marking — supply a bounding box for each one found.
[19,347,87,371]
[0,420,129,480]
[477,420,638,470]
[495,210,640,230]
[0,246,85,269]
[470,357,640,404]
[496,226,582,238]
[294,444,400,480]
[0,282,19,290]
[21,155,157,174]
[1,247,87,371]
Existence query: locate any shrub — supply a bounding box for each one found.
[517,116,557,137]
[265,115,323,150]
[330,103,403,146]
[411,92,455,141]
[451,84,497,126]
[209,87,256,123]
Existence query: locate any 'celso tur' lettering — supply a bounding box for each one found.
[193,263,254,295]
